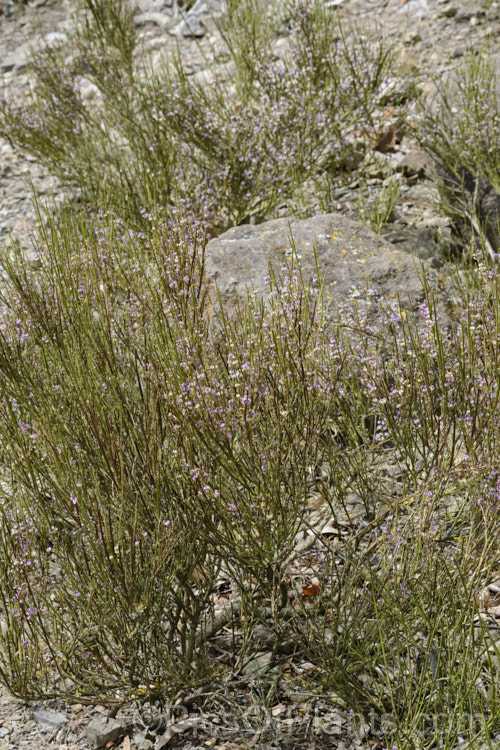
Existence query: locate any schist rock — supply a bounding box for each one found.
[205,213,452,328]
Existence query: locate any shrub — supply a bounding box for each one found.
[1,2,500,747]
[0,0,419,230]
[416,42,500,256]
[0,205,345,704]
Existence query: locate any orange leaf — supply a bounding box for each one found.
[302,584,320,598]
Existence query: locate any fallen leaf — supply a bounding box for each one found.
[302,584,320,598]
[123,737,131,750]
[474,584,500,611]
[306,493,324,510]
[376,125,397,153]
[271,703,288,717]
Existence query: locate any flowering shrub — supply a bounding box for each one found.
[0,0,417,230]
[0,1,500,746]
[0,200,500,738]
[0,206,346,703]
[417,43,500,254]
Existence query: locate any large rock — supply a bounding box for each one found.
[205,213,451,326]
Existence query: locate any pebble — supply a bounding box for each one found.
[135,10,172,26]
[86,717,128,748]
[33,707,67,731]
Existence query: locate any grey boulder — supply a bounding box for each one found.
[204,213,451,326]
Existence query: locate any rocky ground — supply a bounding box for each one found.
[0,0,499,747]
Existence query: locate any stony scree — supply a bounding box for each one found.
[0,0,499,266]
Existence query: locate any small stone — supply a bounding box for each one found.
[399,149,432,178]
[86,717,128,749]
[361,150,398,179]
[78,77,102,103]
[439,4,458,16]
[132,0,173,9]
[184,0,221,13]
[135,731,154,750]
[172,0,222,36]
[0,44,28,73]
[191,67,214,86]
[134,11,171,26]
[174,14,205,36]
[144,36,169,50]
[33,708,67,732]
[43,31,68,46]
[455,1,480,20]
[401,0,428,18]
[404,31,422,44]
[241,651,274,677]
[405,183,441,207]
